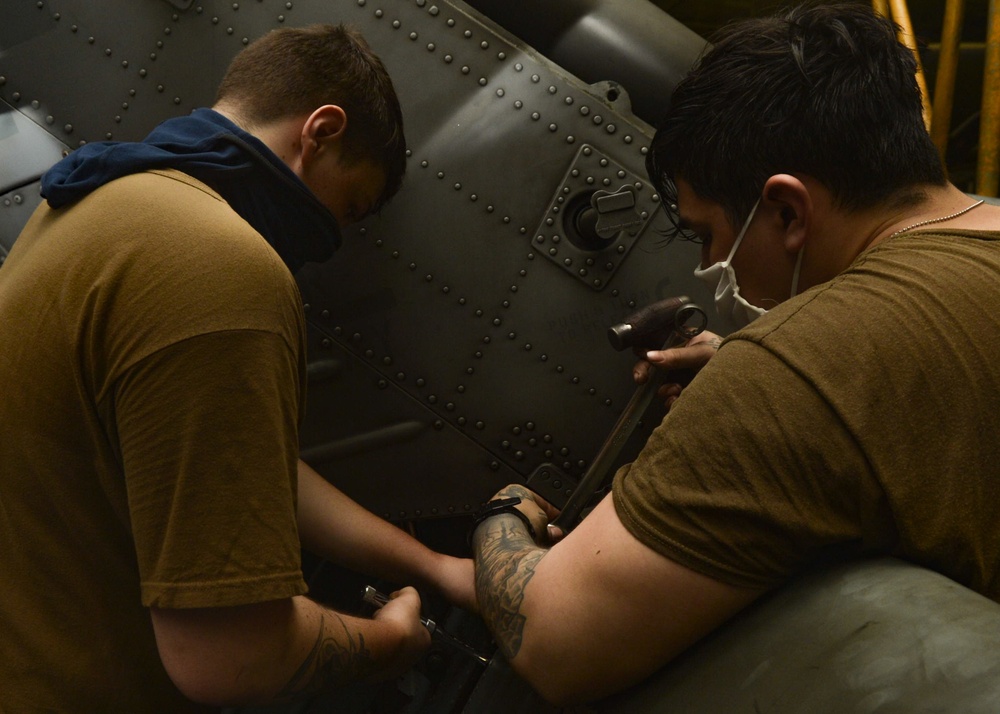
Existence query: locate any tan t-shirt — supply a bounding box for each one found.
[0,170,309,711]
[615,229,1000,601]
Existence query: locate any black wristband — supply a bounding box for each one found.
[471,496,537,540]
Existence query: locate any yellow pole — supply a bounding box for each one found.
[930,0,966,167]
[888,0,934,132]
[977,0,1000,196]
[872,0,890,19]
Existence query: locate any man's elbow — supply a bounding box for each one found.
[506,638,609,707]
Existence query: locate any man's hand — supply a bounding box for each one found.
[369,587,432,679]
[491,484,564,544]
[633,330,724,409]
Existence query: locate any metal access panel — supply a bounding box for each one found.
[0,0,721,524]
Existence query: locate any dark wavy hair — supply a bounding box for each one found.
[217,24,406,212]
[646,2,945,229]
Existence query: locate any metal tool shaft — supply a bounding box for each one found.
[551,301,707,531]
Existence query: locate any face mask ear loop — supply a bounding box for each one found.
[723,199,762,265]
[789,243,805,298]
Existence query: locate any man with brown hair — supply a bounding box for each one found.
[0,24,472,710]
[472,3,1000,706]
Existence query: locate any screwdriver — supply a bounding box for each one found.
[362,586,490,665]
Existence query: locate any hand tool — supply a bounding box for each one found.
[549,296,708,532]
[362,586,490,665]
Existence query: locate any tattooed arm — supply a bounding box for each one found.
[150,589,429,706]
[472,491,762,706]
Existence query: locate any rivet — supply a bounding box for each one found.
[121,102,129,110]
[429,5,439,15]
[446,402,455,411]
[461,66,470,74]
[453,183,461,190]
[88,36,95,43]
[531,112,539,120]
[378,380,387,389]
[478,77,487,86]
[603,178,611,186]
[624,135,633,144]
[416,378,426,387]
[470,194,477,201]
[582,147,592,155]
[458,416,467,425]
[606,123,616,134]
[497,51,506,60]
[408,262,416,270]
[227,27,234,34]
[426,43,435,51]
[482,336,491,344]
[515,62,523,71]
[173,97,181,104]
[502,440,511,450]
[70,24,77,32]
[53,12,60,20]
[365,349,374,358]
[13,195,22,204]
[524,344,532,351]
[105,48,112,56]
[428,395,438,404]
[357,0,365,4]
[444,54,452,63]
[44,115,53,124]
[447,18,454,26]
[233,2,239,8]
[396,371,405,380]
[416,0,426,6]
[425,274,432,281]
[531,74,539,83]
[548,85,557,94]
[409,31,417,40]
[285,1,292,7]
[277,14,285,21]
[31,99,40,108]
[64,124,73,133]
[580,106,590,115]
[510,285,518,293]
[437,171,445,178]
[442,285,450,293]
[464,30,472,38]
[600,159,609,167]
[476,421,485,430]
[593,115,603,125]
[564,96,573,105]
[150,52,157,60]
[374,9,382,17]
[212,16,219,23]
[480,40,488,49]
[320,338,332,349]
[548,123,557,132]
[513,100,522,109]
[420,160,429,167]
[566,135,576,144]
[487,205,494,212]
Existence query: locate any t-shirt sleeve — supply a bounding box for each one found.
[112,329,308,608]
[613,337,870,590]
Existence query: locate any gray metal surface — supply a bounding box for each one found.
[600,558,1000,713]
[0,0,715,522]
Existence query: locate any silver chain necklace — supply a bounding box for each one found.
[888,199,985,240]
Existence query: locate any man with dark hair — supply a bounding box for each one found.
[471,3,1000,706]
[0,24,473,710]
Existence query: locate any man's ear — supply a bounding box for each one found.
[300,105,347,163]
[762,174,811,255]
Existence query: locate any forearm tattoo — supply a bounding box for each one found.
[473,514,547,659]
[276,612,373,699]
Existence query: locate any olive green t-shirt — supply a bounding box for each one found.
[0,170,309,711]
[615,229,1000,601]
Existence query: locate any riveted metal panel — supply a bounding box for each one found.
[0,0,720,523]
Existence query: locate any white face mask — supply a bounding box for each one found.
[693,199,804,328]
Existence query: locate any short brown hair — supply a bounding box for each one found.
[217,24,406,210]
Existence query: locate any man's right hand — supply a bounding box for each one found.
[633,330,724,409]
[370,586,432,679]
